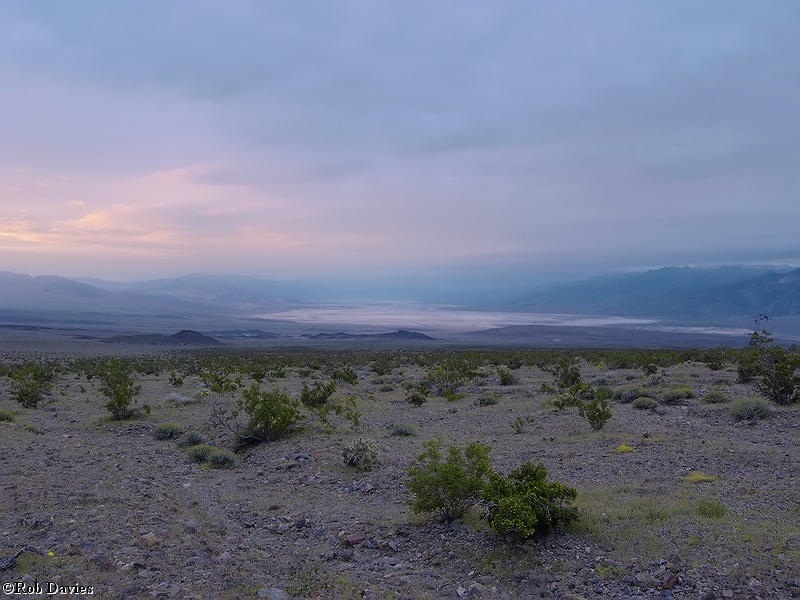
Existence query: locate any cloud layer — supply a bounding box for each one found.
[1,1,798,287]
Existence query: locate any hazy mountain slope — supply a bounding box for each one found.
[511,266,798,318]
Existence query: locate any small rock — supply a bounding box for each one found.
[468,582,487,596]
[218,551,232,561]
[257,588,290,600]
[721,591,734,599]
[139,532,160,548]
[346,531,366,545]
[663,573,679,589]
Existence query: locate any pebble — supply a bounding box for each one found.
[256,588,290,599]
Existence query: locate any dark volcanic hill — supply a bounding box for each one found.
[101,330,221,346]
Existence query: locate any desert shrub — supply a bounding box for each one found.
[475,392,501,407]
[553,382,594,409]
[379,384,394,392]
[0,409,14,422]
[329,367,358,385]
[152,422,182,440]
[497,367,517,386]
[207,448,237,469]
[595,386,613,401]
[343,437,382,470]
[98,358,147,420]
[168,370,184,386]
[545,354,582,390]
[371,354,396,376]
[405,385,429,407]
[426,356,476,397]
[300,379,337,407]
[9,362,57,408]
[390,422,418,437]
[736,316,800,405]
[729,397,774,422]
[616,444,634,453]
[701,390,731,404]
[632,397,658,410]
[577,396,612,430]
[511,416,534,434]
[616,387,651,404]
[187,444,216,464]
[483,462,579,539]
[222,384,302,449]
[200,367,241,393]
[406,440,491,523]
[697,498,727,518]
[176,431,207,448]
[662,385,695,404]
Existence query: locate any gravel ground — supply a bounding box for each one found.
[1,350,798,599]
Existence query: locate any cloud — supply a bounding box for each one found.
[0,1,798,284]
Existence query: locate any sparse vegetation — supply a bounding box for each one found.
[152,422,182,440]
[97,358,147,420]
[343,437,382,470]
[187,443,216,464]
[389,422,418,437]
[577,395,612,430]
[0,408,14,422]
[406,439,492,523]
[701,390,731,404]
[697,498,727,518]
[9,362,56,408]
[729,397,774,422]
[737,315,800,405]
[483,461,580,539]
[632,396,658,410]
[176,431,207,448]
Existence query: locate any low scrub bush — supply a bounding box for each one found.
[343,437,382,470]
[406,440,491,523]
[206,448,237,469]
[697,498,727,518]
[729,397,774,422]
[632,397,659,410]
[496,367,517,386]
[737,318,800,405]
[0,409,14,422]
[684,471,715,483]
[405,385,429,407]
[219,384,302,450]
[176,431,207,448]
[483,462,580,539]
[9,362,57,408]
[187,444,216,464]
[390,422,418,437]
[578,396,612,430]
[98,358,147,420]
[662,385,695,405]
[616,387,651,404]
[701,390,731,404]
[152,422,182,440]
[475,392,501,407]
[616,444,634,453]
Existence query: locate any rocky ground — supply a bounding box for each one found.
[1,348,798,599]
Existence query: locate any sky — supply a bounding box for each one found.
[1,1,799,295]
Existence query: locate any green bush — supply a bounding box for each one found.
[729,397,774,422]
[737,317,800,405]
[696,498,727,519]
[405,386,429,407]
[406,440,491,523]
[9,362,57,408]
[701,390,731,404]
[475,392,501,407]
[152,422,182,440]
[300,379,337,408]
[187,444,216,464]
[343,437,382,470]
[176,431,207,448]
[389,422,418,437]
[616,387,651,403]
[483,462,579,539]
[222,384,302,450]
[497,367,517,386]
[207,448,237,469]
[0,409,14,422]
[545,355,582,390]
[426,356,476,397]
[578,396,612,430]
[662,385,695,405]
[98,358,147,420]
[632,397,659,410]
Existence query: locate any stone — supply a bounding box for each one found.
[721,591,734,599]
[346,531,366,545]
[663,573,679,589]
[468,582,487,596]
[257,588,290,599]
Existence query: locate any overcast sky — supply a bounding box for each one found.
[1,1,798,293]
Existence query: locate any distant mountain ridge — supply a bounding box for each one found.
[511,266,800,318]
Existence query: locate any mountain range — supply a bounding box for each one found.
[0,266,798,328]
